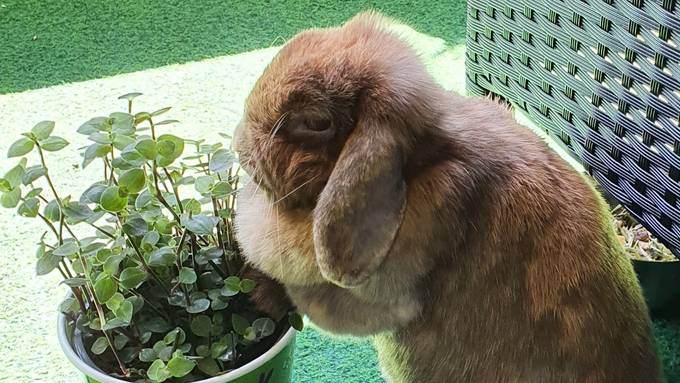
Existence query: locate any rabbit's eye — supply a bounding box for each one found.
[286,116,335,142]
[307,118,331,132]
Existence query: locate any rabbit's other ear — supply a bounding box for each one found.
[313,116,406,287]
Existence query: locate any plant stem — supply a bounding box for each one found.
[124,234,171,295]
[88,223,116,240]
[163,168,184,214]
[152,165,182,222]
[174,231,192,307]
[211,197,231,275]
[79,253,128,376]
[37,212,59,239]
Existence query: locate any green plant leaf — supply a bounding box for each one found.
[211,296,229,310]
[43,199,61,222]
[53,242,79,257]
[210,334,235,359]
[156,134,184,160]
[190,315,212,337]
[211,181,232,198]
[186,298,210,314]
[58,297,79,314]
[61,277,86,287]
[102,318,129,331]
[17,197,39,217]
[25,188,43,199]
[31,121,55,140]
[289,312,304,331]
[110,112,135,135]
[119,266,147,289]
[178,267,197,284]
[78,117,110,134]
[151,107,172,117]
[94,275,117,303]
[91,337,109,355]
[148,247,175,267]
[197,358,221,377]
[135,112,152,125]
[239,278,256,294]
[139,348,157,362]
[88,132,112,144]
[135,189,154,209]
[115,301,134,323]
[22,165,46,185]
[82,143,111,168]
[224,276,240,292]
[80,183,107,204]
[147,359,170,383]
[135,139,157,160]
[112,134,135,151]
[156,140,176,158]
[183,198,201,215]
[105,292,125,311]
[208,149,234,173]
[128,296,144,314]
[40,136,69,151]
[100,186,128,212]
[8,137,34,157]
[163,327,186,345]
[122,217,148,237]
[252,317,275,338]
[155,119,179,126]
[141,317,171,333]
[114,334,129,350]
[182,215,219,235]
[118,92,142,101]
[62,201,94,223]
[167,355,196,378]
[142,231,160,247]
[36,248,60,276]
[194,176,213,194]
[1,188,21,208]
[118,168,146,194]
[231,314,250,336]
[4,161,26,189]
[0,179,10,192]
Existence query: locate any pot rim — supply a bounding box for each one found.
[630,258,680,264]
[57,313,296,383]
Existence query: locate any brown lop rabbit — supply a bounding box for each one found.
[233,11,661,383]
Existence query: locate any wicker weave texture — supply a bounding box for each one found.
[466,0,680,256]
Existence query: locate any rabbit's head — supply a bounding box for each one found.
[235,12,443,287]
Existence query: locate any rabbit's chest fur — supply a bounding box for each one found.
[236,181,424,334]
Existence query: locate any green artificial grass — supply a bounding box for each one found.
[294,329,383,383]
[0,0,466,94]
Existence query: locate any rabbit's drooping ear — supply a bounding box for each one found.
[313,117,406,287]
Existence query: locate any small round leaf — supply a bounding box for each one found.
[100,186,128,212]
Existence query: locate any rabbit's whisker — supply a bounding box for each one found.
[273,175,318,205]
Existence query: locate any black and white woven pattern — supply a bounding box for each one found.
[466,0,680,257]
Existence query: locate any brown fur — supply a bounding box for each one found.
[234,12,661,382]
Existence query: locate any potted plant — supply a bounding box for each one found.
[0,93,303,383]
[610,204,680,313]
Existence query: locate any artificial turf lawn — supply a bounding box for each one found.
[0,0,466,94]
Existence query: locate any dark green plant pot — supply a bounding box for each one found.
[57,313,296,383]
[632,259,680,313]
